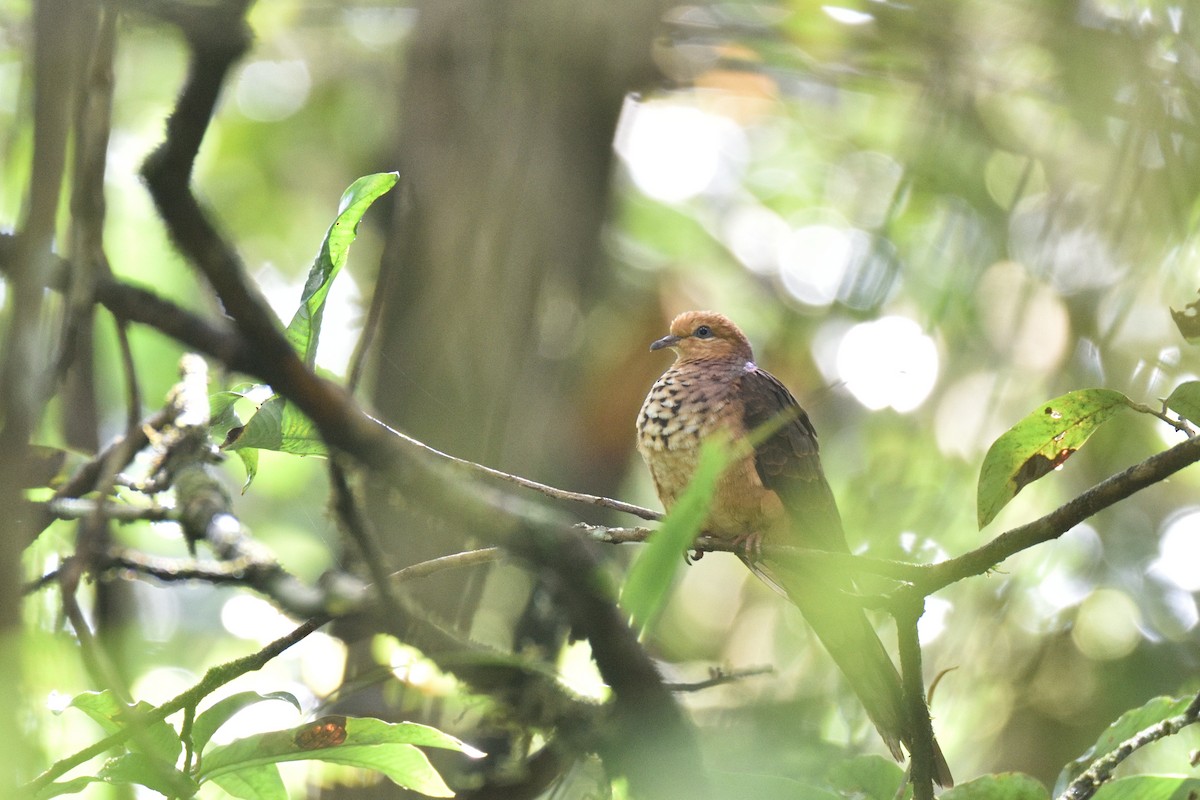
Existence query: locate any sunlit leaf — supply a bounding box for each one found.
[32,753,199,799]
[621,436,731,636]
[191,690,301,754]
[342,717,484,755]
[96,752,199,797]
[977,389,1132,528]
[32,776,96,799]
[1093,776,1200,800]
[209,764,288,800]
[827,754,909,800]
[1054,695,1194,794]
[939,772,1049,800]
[199,716,475,798]
[31,754,199,800]
[285,171,399,369]
[65,691,182,763]
[1164,381,1200,427]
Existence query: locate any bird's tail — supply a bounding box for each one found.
[748,558,953,787]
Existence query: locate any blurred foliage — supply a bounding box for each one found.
[5,0,1200,796]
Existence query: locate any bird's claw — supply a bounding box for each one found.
[733,531,765,561]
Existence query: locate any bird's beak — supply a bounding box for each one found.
[649,334,681,351]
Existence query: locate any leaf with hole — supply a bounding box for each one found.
[977,389,1131,528]
[198,716,479,798]
[1170,292,1200,344]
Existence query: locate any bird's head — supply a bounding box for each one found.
[650,311,755,364]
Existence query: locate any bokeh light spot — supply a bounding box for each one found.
[1072,588,1142,661]
[778,224,863,307]
[1149,508,1200,592]
[235,60,311,122]
[836,316,939,412]
[615,101,745,203]
[221,593,297,644]
[822,6,873,25]
[918,596,952,644]
[977,261,1070,372]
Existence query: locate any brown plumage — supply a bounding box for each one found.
[636,310,952,787]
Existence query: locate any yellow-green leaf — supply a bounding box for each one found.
[977,389,1131,528]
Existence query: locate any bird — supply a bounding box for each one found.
[635,310,952,787]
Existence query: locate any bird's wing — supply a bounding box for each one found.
[736,367,954,785]
[738,367,846,553]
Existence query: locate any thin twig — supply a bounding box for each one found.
[46,498,174,523]
[1128,400,1195,438]
[663,666,773,692]
[390,547,503,581]
[368,414,663,522]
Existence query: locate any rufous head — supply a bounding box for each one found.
[649,310,755,363]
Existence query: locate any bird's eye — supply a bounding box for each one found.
[694,325,712,339]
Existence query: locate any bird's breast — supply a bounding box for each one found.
[636,368,737,510]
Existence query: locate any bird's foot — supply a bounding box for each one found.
[732,531,765,561]
[684,547,705,564]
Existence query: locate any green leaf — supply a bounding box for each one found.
[97,752,199,797]
[32,776,96,799]
[1165,381,1200,426]
[939,772,1049,800]
[342,717,484,754]
[210,386,267,489]
[1094,776,1200,800]
[223,394,327,456]
[66,690,182,764]
[33,754,199,798]
[977,389,1132,527]
[209,764,288,800]
[199,716,474,798]
[219,173,397,469]
[827,754,909,800]
[192,690,301,754]
[285,171,398,369]
[1055,695,1194,794]
[621,436,731,635]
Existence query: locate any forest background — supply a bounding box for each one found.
[4,0,1200,798]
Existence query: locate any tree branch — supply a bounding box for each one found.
[918,433,1200,594]
[1057,691,1200,800]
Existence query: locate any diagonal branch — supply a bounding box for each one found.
[918,433,1200,594]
